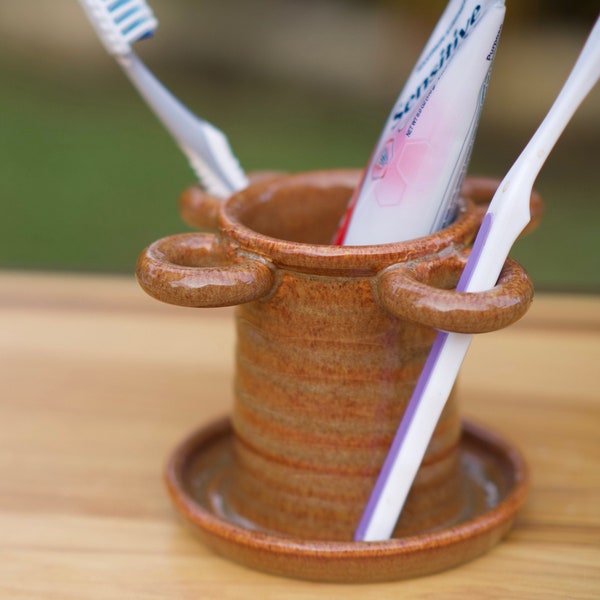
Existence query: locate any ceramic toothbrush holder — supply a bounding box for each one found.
[136,170,539,581]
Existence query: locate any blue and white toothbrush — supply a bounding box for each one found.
[355,15,600,542]
[77,0,248,198]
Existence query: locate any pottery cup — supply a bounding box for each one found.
[137,170,538,541]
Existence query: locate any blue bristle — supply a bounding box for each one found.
[103,0,156,44]
[122,18,151,37]
[107,0,131,11]
[115,6,140,25]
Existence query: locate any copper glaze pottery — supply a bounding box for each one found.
[136,170,539,582]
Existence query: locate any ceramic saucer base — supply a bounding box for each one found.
[165,417,528,583]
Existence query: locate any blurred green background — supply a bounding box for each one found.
[1,0,598,291]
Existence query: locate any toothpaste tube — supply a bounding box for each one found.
[334,1,506,245]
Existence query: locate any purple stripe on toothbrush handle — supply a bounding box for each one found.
[354,330,449,541]
[354,213,493,541]
[456,212,494,292]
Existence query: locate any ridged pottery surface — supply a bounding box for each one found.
[137,170,537,552]
[230,253,464,539]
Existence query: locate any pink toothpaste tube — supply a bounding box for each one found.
[334,0,506,246]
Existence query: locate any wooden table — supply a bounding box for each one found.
[1,271,598,598]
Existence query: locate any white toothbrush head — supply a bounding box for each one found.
[78,0,158,56]
[76,0,248,198]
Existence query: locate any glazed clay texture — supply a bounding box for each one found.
[137,170,535,541]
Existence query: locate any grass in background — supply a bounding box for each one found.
[1,58,598,292]
[0,60,381,273]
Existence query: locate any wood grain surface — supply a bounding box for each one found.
[0,271,598,599]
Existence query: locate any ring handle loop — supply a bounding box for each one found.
[136,232,274,308]
[377,252,533,334]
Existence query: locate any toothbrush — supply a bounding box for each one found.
[77,0,247,198]
[355,15,600,542]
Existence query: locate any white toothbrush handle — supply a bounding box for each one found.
[463,14,600,294]
[117,53,248,198]
[355,15,600,543]
[354,331,472,542]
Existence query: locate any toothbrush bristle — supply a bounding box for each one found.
[80,0,158,55]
